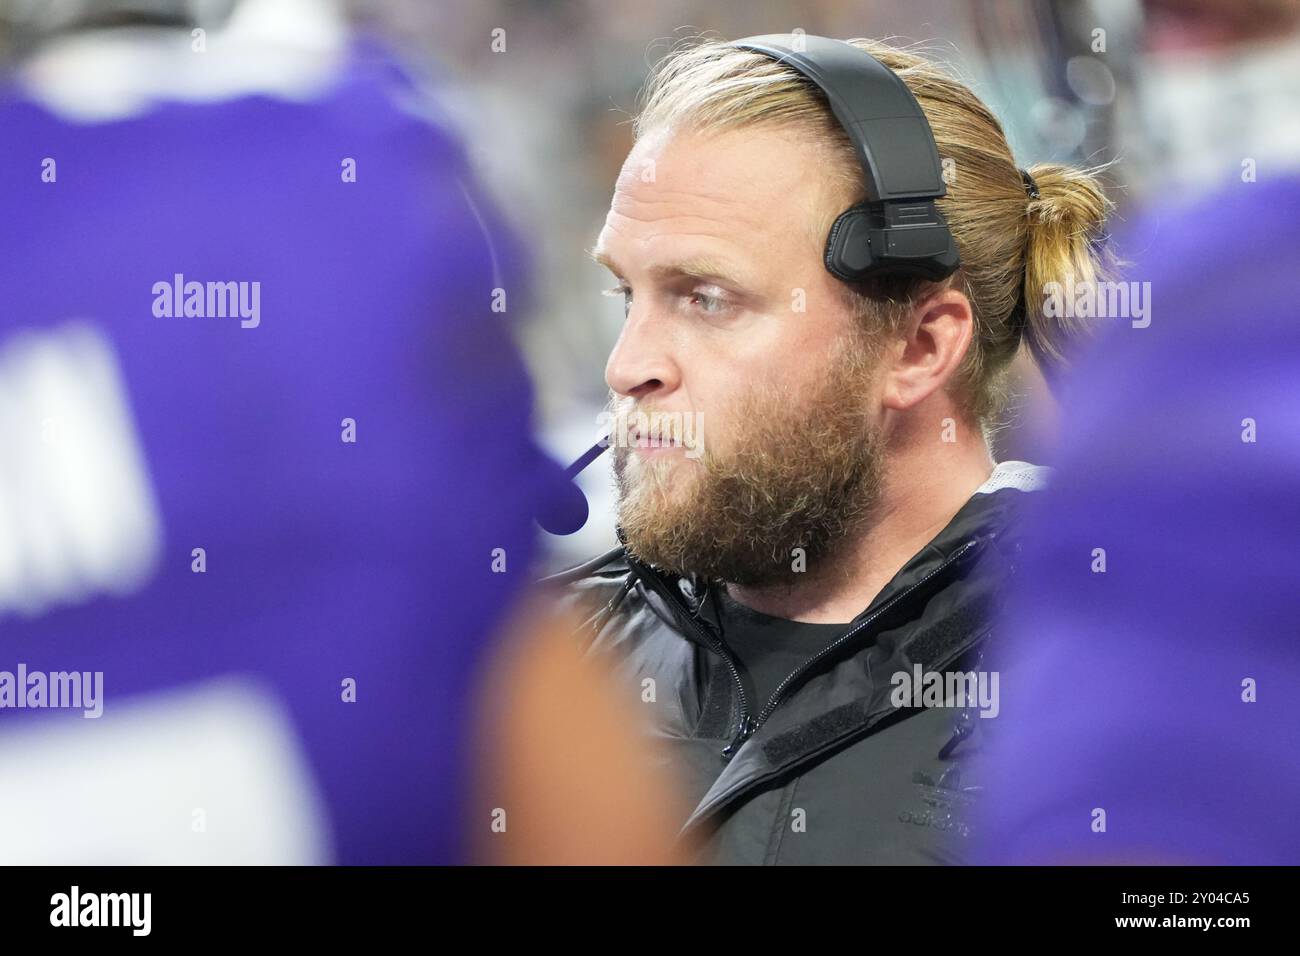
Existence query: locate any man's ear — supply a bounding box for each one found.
[880,287,975,412]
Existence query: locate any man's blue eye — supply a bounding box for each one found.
[690,292,726,314]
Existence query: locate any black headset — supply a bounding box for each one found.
[732,33,959,283]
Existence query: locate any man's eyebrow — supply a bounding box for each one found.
[587,246,753,288]
[588,246,619,272]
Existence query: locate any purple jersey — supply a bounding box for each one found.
[0,39,557,864]
[973,177,1300,864]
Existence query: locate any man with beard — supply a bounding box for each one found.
[549,36,1114,864]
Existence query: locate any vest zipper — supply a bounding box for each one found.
[749,538,982,737]
[624,563,753,760]
[722,714,756,761]
[629,536,982,763]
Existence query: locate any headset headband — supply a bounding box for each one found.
[732,34,960,283]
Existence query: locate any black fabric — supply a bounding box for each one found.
[546,476,1041,864]
[703,587,856,714]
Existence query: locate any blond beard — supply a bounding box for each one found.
[611,338,884,586]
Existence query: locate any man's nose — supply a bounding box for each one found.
[604,307,680,400]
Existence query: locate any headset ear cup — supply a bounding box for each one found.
[930,208,961,279]
[824,205,874,281]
